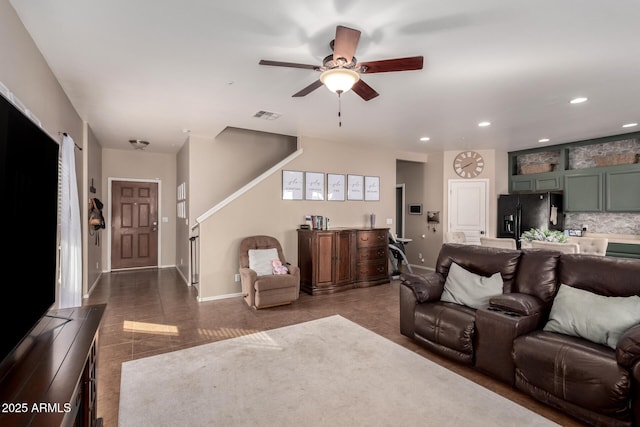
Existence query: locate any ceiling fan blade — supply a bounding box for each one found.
[359,56,424,74]
[259,59,319,70]
[352,79,379,101]
[333,25,361,63]
[292,79,324,97]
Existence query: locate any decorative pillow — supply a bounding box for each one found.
[440,262,504,309]
[248,248,279,276]
[272,259,289,275]
[543,284,640,349]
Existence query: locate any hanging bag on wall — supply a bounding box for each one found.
[88,198,105,229]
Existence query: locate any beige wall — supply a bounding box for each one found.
[84,123,104,295]
[101,148,177,269]
[0,2,82,143]
[197,136,413,300]
[177,129,298,285]
[187,129,298,223]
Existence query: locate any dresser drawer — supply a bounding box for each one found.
[357,230,387,248]
[356,261,388,280]
[357,247,387,262]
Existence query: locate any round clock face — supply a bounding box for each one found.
[454,151,484,178]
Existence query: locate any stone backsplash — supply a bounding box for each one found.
[569,138,640,169]
[517,137,640,172]
[517,151,561,174]
[565,212,640,235]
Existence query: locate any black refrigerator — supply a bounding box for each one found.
[497,192,564,248]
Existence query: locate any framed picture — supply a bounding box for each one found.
[305,171,325,200]
[347,174,364,200]
[327,173,345,201]
[282,170,303,200]
[364,176,380,201]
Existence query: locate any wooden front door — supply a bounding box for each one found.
[111,181,159,269]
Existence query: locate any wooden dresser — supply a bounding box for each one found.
[298,228,389,295]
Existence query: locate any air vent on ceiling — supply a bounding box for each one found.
[253,110,282,120]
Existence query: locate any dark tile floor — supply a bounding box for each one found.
[85,268,584,427]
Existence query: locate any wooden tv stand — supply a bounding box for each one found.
[0,304,106,427]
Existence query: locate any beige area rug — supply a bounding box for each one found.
[119,315,558,427]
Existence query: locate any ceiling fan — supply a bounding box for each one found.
[259,25,424,101]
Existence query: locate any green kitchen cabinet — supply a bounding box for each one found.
[564,171,603,212]
[605,168,640,211]
[510,173,562,193]
[607,243,640,259]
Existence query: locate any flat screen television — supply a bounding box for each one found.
[0,92,59,363]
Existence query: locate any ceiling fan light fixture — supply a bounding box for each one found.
[129,139,150,150]
[320,68,360,94]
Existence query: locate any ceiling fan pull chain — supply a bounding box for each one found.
[337,90,343,127]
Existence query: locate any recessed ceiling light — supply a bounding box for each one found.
[478,121,491,127]
[622,122,638,128]
[419,136,430,142]
[569,97,588,104]
[538,138,550,143]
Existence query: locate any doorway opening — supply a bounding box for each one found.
[395,184,405,238]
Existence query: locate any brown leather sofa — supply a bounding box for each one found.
[400,243,640,426]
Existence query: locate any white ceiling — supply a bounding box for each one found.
[10,0,640,154]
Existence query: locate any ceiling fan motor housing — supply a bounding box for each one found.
[322,54,358,71]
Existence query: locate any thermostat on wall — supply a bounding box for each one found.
[409,204,422,215]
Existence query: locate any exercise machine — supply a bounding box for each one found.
[388,233,413,278]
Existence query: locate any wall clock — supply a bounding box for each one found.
[453,151,484,178]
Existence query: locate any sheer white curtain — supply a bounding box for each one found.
[59,134,82,308]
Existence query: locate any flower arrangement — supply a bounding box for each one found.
[520,228,567,243]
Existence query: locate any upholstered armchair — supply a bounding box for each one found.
[480,237,517,249]
[238,235,300,309]
[567,236,608,256]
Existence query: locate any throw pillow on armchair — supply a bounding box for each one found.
[272,259,289,275]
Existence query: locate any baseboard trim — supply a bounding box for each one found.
[197,292,243,303]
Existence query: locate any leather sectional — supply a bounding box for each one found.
[400,243,640,426]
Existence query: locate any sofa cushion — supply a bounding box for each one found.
[248,248,279,276]
[514,331,631,420]
[436,244,521,292]
[543,284,640,349]
[559,254,640,297]
[441,262,503,309]
[514,249,560,304]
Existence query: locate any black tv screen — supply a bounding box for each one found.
[0,93,59,362]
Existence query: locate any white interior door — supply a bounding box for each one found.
[448,179,489,244]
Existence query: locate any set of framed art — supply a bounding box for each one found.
[282,170,380,201]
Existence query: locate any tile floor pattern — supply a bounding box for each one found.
[85,268,585,427]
